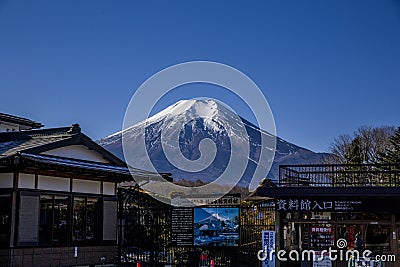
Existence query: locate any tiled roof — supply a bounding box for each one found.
[0,112,43,129]
[0,153,131,182]
[0,124,125,167]
[0,135,70,157]
[0,124,166,182]
[0,126,78,157]
[21,153,132,176]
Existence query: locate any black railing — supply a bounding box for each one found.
[279,164,400,187]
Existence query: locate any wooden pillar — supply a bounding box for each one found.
[9,191,17,248]
[275,211,282,267]
[333,221,338,267]
[117,188,124,266]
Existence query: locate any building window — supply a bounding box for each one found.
[73,197,99,243]
[39,194,69,245]
[0,194,11,248]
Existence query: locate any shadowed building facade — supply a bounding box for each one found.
[0,114,140,266]
[256,164,400,267]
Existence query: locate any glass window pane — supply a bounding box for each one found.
[0,195,11,247]
[86,197,99,242]
[366,225,390,252]
[73,197,86,242]
[53,196,68,243]
[39,195,53,245]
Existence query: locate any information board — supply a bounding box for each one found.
[275,197,400,212]
[171,195,241,247]
[309,224,333,249]
[171,208,193,246]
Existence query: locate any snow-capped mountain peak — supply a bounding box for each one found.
[98,99,327,185]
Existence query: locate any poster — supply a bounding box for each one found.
[194,207,239,246]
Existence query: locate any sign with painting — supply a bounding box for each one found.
[194,207,239,247]
[171,194,240,247]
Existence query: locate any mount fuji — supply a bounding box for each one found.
[98,99,327,187]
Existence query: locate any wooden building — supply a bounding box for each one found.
[256,164,400,267]
[0,113,43,132]
[0,119,138,266]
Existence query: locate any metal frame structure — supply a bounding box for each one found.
[118,186,171,265]
[118,186,276,266]
[117,164,400,266]
[255,164,400,267]
[279,164,400,187]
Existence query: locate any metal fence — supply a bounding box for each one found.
[279,164,400,187]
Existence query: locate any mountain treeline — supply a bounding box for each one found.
[323,125,400,165]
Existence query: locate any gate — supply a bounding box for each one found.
[118,187,275,266]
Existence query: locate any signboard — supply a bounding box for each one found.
[171,195,240,247]
[309,224,333,249]
[313,251,332,267]
[261,230,275,267]
[275,197,400,212]
[207,195,241,206]
[276,198,334,212]
[333,200,363,211]
[194,207,239,247]
[172,194,241,207]
[171,208,193,246]
[355,258,383,267]
[312,212,331,220]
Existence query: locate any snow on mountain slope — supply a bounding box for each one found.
[98,99,327,186]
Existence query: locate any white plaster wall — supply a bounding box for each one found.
[73,179,101,194]
[0,122,19,132]
[0,173,13,188]
[103,182,116,195]
[38,175,70,192]
[41,145,111,163]
[18,173,35,189]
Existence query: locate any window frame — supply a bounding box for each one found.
[72,195,102,245]
[0,193,12,248]
[15,188,118,247]
[39,193,70,246]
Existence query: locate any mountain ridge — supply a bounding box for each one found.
[98,99,328,186]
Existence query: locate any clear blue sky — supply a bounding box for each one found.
[1,0,400,152]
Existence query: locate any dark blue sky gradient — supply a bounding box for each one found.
[1,0,399,152]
